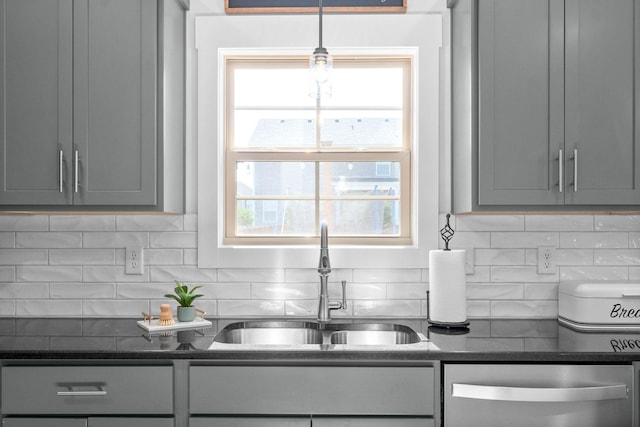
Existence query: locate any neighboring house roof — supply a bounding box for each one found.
[248,118,401,147]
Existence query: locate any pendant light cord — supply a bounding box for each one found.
[318,0,324,49]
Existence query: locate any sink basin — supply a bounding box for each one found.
[213,321,323,345]
[210,320,433,350]
[328,323,422,345]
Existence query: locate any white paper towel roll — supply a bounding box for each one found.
[429,249,467,323]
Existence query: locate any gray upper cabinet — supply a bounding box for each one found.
[0,0,184,211]
[452,0,640,211]
[0,0,73,205]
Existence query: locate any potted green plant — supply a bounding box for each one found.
[165,280,204,322]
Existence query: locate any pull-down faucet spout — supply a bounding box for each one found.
[317,220,346,322]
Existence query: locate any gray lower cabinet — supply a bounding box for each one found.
[0,0,184,211]
[189,419,308,427]
[189,365,436,426]
[189,418,433,427]
[452,0,640,210]
[3,419,173,427]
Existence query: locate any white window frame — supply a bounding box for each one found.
[195,13,442,269]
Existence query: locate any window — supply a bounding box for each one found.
[195,13,441,269]
[224,56,412,245]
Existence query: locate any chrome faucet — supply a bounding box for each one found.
[317,220,347,322]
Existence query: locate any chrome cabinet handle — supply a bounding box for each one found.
[452,383,628,402]
[57,386,107,397]
[558,149,564,193]
[73,149,79,193]
[59,150,64,193]
[571,148,578,192]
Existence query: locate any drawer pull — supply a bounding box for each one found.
[57,386,107,397]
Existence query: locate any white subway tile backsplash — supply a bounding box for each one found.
[116,215,183,231]
[83,232,149,248]
[0,283,49,299]
[342,283,386,299]
[150,266,217,283]
[82,300,149,317]
[0,249,48,265]
[0,267,15,282]
[143,249,183,265]
[17,266,82,283]
[217,268,282,283]
[352,300,421,317]
[525,215,593,231]
[17,232,82,248]
[150,231,197,248]
[353,268,421,283]
[0,216,48,231]
[456,215,524,231]
[0,233,15,248]
[387,282,428,299]
[467,283,523,300]
[559,266,629,281]
[475,249,525,265]
[595,249,640,265]
[0,212,638,318]
[561,231,629,248]
[595,215,640,231]
[50,249,115,265]
[490,300,557,318]
[524,283,558,300]
[491,232,559,248]
[17,300,82,317]
[251,282,317,300]
[51,283,115,299]
[50,215,115,231]
[491,266,558,283]
[84,266,149,283]
[218,300,285,317]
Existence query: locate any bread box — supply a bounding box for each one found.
[559,281,640,331]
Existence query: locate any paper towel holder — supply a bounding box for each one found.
[440,213,455,251]
[426,290,470,329]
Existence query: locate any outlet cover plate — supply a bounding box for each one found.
[537,246,556,274]
[126,246,144,275]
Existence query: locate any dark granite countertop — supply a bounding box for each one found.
[0,317,638,363]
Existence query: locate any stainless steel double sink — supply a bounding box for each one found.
[209,320,437,350]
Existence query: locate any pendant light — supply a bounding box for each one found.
[309,0,332,98]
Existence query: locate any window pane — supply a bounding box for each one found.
[319,114,402,148]
[324,67,404,108]
[237,162,315,197]
[320,200,400,235]
[319,162,401,196]
[235,112,317,148]
[237,200,315,235]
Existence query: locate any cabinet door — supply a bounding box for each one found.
[564,0,640,204]
[477,0,564,206]
[0,0,73,205]
[189,418,308,427]
[73,0,157,206]
[313,418,434,427]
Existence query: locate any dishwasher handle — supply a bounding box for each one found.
[452,383,628,402]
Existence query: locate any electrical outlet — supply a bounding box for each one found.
[126,246,144,275]
[537,246,556,274]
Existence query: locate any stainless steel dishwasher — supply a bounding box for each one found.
[444,364,633,426]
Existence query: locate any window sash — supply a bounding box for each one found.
[224,55,412,245]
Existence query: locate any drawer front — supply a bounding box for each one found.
[189,417,308,427]
[190,366,434,416]
[313,418,434,427]
[2,366,173,415]
[2,419,87,427]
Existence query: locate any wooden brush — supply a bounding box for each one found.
[157,303,175,326]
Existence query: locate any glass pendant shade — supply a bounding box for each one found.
[309,47,333,98]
